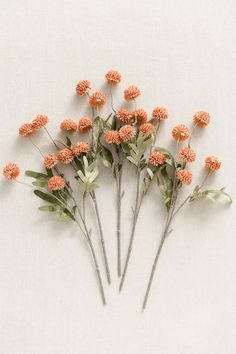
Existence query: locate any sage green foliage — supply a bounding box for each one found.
[190,185,232,202]
[76,156,99,194]
[125,132,152,170]
[25,169,76,222]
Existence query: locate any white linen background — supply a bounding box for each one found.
[0,0,236,353]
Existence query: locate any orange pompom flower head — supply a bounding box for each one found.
[48,176,65,191]
[176,169,193,185]
[149,152,165,167]
[133,109,147,124]
[3,163,20,180]
[119,125,136,143]
[44,154,58,169]
[205,156,221,171]
[105,130,121,145]
[139,123,155,137]
[117,108,133,123]
[152,107,168,120]
[72,142,90,156]
[60,119,77,133]
[76,80,91,96]
[89,92,106,109]
[78,117,93,133]
[32,114,49,129]
[19,123,35,137]
[124,85,141,101]
[57,148,74,164]
[105,70,121,84]
[194,111,211,128]
[178,147,196,163]
[172,124,190,142]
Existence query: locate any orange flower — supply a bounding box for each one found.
[139,123,155,136]
[152,107,168,120]
[105,70,121,84]
[78,117,93,133]
[72,142,90,155]
[89,92,106,108]
[105,130,121,145]
[172,124,190,141]
[3,163,20,180]
[19,123,35,137]
[32,114,49,129]
[76,80,91,96]
[178,147,196,163]
[60,119,77,133]
[205,156,221,171]
[194,111,210,128]
[57,148,74,164]
[48,176,65,191]
[176,169,193,185]
[44,154,58,169]
[117,108,133,123]
[119,125,136,142]
[124,85,141,101]
[133,109,147,124]
[149,152,165,166]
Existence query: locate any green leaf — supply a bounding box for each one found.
[190,187,232,202]
[34,190,62,205]
[25,170,49,179]
[66,136,72,147]
[100,145,114,168]
[157,165,173,210]
[32,181,48,188]
[38,205,56,212]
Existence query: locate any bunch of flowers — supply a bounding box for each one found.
[2,70,231,309]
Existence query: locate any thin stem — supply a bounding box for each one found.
[15,179,34,188]
[90,191,111,284]
[173,170,211,218]
[109,85,116,113]
[75,220,106,305]
[82,192,86,220]
[43,127,59,149]
[119,169,142,291]
[28,137,44,158]
[116,164,123,277]
[142,177,178,310]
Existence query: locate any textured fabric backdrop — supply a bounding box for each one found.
[0,1,236,353]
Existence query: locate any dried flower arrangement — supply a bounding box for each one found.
[2,70,231,309]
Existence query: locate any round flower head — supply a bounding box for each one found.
[149,151,165,167]
[44,154,58,169]
[176,169,193,185]
[32,114,49,129]
[119,125,136,142]
[57,148,74,164]
[133,108,147,124]
[89,92,106,108]
[139,123,155,136]
[72,142,90,156]
[19,123,35,137]
[78,117,93,133]
[205,156,221,171]
[76,80,91,96]
[178,147,196,163]
[105,130,121,145]
[194,111,211,128]
[117,108,133,123]
[172,124,190,142]
[105,70,121,84]
[48,176,65,191]
[152,107,168,120]
[60,119,77,133]
[124,85,141,101]
[3,163,20,180]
